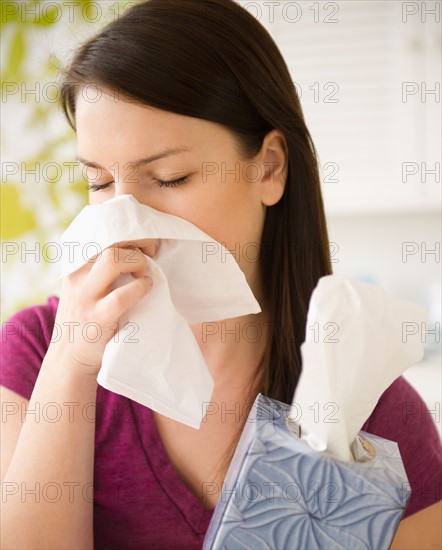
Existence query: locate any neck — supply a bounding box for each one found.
[189,307,269,395]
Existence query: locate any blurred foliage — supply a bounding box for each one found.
[1,0,138,321]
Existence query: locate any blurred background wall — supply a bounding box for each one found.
[1,0,440,432]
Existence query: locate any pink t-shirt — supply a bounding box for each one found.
[1,295,441,549]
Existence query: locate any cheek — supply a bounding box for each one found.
[182,177,258,242]
[88,192,102,206]
[186,207,253,258]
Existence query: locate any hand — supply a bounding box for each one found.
[48,239,158,376]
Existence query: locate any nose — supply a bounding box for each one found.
[111,180,160,259]
[113,163,148,196]
[113,179,140,202]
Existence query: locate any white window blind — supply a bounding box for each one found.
[240,0,441,215]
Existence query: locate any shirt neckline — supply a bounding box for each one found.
[128,399,215,535]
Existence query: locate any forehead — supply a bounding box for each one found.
[75,89,191,142]
[74,87,236,164]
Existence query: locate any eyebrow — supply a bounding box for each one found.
[75,146,191,168]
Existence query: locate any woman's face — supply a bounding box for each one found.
[75,87,287,302]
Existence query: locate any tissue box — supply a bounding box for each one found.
[203,393,411,550]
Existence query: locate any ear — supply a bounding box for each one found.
[258,129,288,207]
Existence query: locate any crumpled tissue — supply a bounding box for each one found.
[55,194,262,429]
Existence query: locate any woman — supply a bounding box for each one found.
[1,1,440,548]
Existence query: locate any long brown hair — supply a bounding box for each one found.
[58,0,332,498]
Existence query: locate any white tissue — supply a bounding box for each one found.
[55,194,262,429]
[289,274,428,462]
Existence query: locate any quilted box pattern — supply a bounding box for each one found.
[203,393,410,550]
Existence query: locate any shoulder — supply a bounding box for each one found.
[0,295,60,398]
[361,375,438,444]
[362,375,442,517]
[1,295,59,352]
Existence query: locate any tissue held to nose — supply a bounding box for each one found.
[56,194,261,428]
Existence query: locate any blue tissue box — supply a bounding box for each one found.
[203,393,411,550]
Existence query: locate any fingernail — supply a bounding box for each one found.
[144,276,154,285]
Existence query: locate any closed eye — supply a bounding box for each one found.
[86,181,113,192]
[86,176,189,192]
[156,176,188,188]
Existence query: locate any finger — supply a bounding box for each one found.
[97,274,154,321]
[87,246,149,298]
[113,238,159,258]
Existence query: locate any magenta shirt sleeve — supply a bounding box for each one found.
[0,296,59,399]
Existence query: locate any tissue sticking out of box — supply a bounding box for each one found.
[288,274,428,462]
